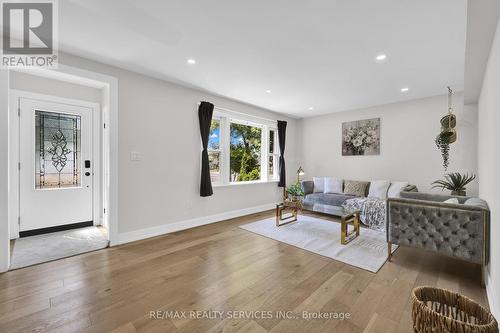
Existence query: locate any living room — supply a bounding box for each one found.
[0,0,499,332]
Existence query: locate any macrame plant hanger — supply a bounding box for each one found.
[440,86,457,144]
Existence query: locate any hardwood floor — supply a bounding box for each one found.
[0,210,488,333]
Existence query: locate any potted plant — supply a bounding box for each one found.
[287,182,305,201]
[431,172,476,196]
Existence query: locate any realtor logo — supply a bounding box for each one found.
[1,0,58,68]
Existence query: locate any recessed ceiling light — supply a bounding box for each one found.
[376,54,387,61]
[187,59,196,64]
[400,87,409,92]
[308,106,314,110]
[265,90,271,93]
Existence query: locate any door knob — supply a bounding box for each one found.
[85,172,91,176]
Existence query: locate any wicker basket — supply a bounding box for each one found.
[412,286,498,333]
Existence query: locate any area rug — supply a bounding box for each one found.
[239,215,397,273]
[10,226,109,269]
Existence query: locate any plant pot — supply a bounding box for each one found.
[440,114,456,128]
[451,190,466,196]
[438,127,457,144]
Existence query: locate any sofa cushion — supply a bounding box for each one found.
[324,177,343,194]
[368,180,390,199]
[343,180,369,197]
[313,177,325,193]
[304,193,356,207]
[387,181,409,198]
[301,180,314,195]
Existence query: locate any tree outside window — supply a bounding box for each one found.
[229,123,261,182]
[208,119,220,183]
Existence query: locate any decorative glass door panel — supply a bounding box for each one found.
[35,111,82,189]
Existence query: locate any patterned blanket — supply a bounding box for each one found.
[342,197,386,232]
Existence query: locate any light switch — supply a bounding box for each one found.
[130,151,142,161]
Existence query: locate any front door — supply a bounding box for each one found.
[19,98,94,232]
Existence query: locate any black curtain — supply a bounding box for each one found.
[277,120,287,187]
[199,101,214,197]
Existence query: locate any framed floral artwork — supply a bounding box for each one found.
[342,118,380,156]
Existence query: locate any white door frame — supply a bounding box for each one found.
[1,64,118,272]
[10,91,101,237]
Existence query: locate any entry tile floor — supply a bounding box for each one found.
[9,226,109,269]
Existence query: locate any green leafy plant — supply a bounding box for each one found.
[287,182,305,198]
[431,172,476,196]
[435,134,450,171]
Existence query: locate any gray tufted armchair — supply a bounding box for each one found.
[387,192,490,285]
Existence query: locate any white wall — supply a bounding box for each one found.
[9,71,102,103]
[298,93,479,196]
[56,53,298,238]
[0,70,9,272]
[478,18,500,319]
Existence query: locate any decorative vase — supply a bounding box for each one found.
[353,147,365,155]
[451,190,466,196]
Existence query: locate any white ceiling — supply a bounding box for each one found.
[60,0,466,117]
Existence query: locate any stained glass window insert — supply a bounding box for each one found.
[35,111,81,189]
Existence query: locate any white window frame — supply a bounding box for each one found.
[209,110,278,187]
[268,128,279,181]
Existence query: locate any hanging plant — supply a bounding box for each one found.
[435,134,450,171]
[435,87,456,171]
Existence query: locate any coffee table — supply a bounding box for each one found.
[302,203,361,245]
[275,200,302,227]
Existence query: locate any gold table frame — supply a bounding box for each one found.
[275,201,301,227]
[277,201,360,245]
[341,211,360,245]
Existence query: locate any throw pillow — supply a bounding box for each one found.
[313,177,325,193]
[343,180,369,197]
[368,180,391,199]
[387,181,409,198]
[464,198,489,209]
[324,177,343,194]
[443,198,460,204]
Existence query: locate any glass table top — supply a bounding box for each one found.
[301,202,359,218]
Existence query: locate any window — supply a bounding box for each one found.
[35,111,81,189]
[208,119,221,183]
[268,129,279,180]
[230,122,261,182]
[205,110,278,186]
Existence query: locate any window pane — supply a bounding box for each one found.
[268,155,274,179]
[269,130,275,154]
[230,123,261,182]
[35,111,81,189]
[208,119,220,150]
[209,151,220,183]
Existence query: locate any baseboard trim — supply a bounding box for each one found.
[117,203,276,245]
[486,272,499,319]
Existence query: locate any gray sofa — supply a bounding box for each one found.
[387,191,490,284]
[301,180,417,207]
